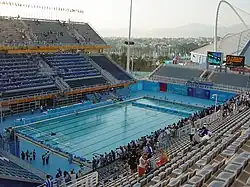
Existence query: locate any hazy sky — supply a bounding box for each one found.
[1,0,250,30]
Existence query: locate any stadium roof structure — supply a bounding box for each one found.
[191,29,250,56]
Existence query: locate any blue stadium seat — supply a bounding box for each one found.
[153,65,203,80]
[0,54,54,92]
[0,154,43,182]
[90,55,133,81]
[43,53,102,81]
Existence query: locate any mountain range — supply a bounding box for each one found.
[98,23,249,38]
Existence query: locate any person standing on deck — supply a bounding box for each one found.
[21,151,25,160]
[45,151,50,165]
[42,154,46,165]
[40,105,43,113]
[33,149,36,161]
[25,150,29,161]
[29,152,32,162]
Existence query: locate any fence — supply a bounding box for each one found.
[151,75,246,94]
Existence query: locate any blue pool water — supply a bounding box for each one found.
[16,98,202,160]
[137,98,203,112]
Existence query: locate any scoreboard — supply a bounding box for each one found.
[207,51,222,66]
[226,55,245,67]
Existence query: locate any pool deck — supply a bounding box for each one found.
[19,136,85,177]
[0,90,217,176]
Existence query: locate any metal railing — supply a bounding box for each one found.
[37,171,98,187]
[193,110,221,129]
[175,110,221,138]
[86,55,119,84]
[151,75,248,93]
[149,63,163,78]
[0,41,105,47]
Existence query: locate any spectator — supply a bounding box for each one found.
[128,150,138,173]
[29,152,32,162]
[92,157,97,171]
[138,153,148,177]
[63,171,71,183]
[45,175,53,187]
[21,151,25,160]
[42,154,45,165]
[33,149,36,160]
[25,150,29,161]
[189,126,196,142]
[46,151,50,165]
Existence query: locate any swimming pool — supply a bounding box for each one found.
[15,98,202,160]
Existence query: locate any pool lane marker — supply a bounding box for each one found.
[14,96,144,129]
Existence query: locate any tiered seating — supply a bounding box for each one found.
[73,23,106,45]
[102,136,191,186]
[0,17,28,43]
[25,20,76,43]
[153,65,203,80]
[210,72,249,88]
[104,107,250,187]
[90,55,133,81]
[0,154,43,183]
[43,53,102,80]
[0,54,54,92]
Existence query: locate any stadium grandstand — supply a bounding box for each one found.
[0,1,250,187]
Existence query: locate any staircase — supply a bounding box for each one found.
[199,70,207,79]
[65,22,85,43]
[208,71,214,80]
[149,63,163,79]
[30,55,54,76]
[19,19,37,41]
[55,77,71,92]
[200,70,213,81]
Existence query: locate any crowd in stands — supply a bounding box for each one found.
[0,17,27,44]
[94,92,250,180]
[0,17,105,46]
[44,167,86,187]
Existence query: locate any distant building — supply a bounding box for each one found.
[190,29,250,65]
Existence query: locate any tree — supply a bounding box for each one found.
[157,56,171,64]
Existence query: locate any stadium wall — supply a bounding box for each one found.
[129,81,235,102]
